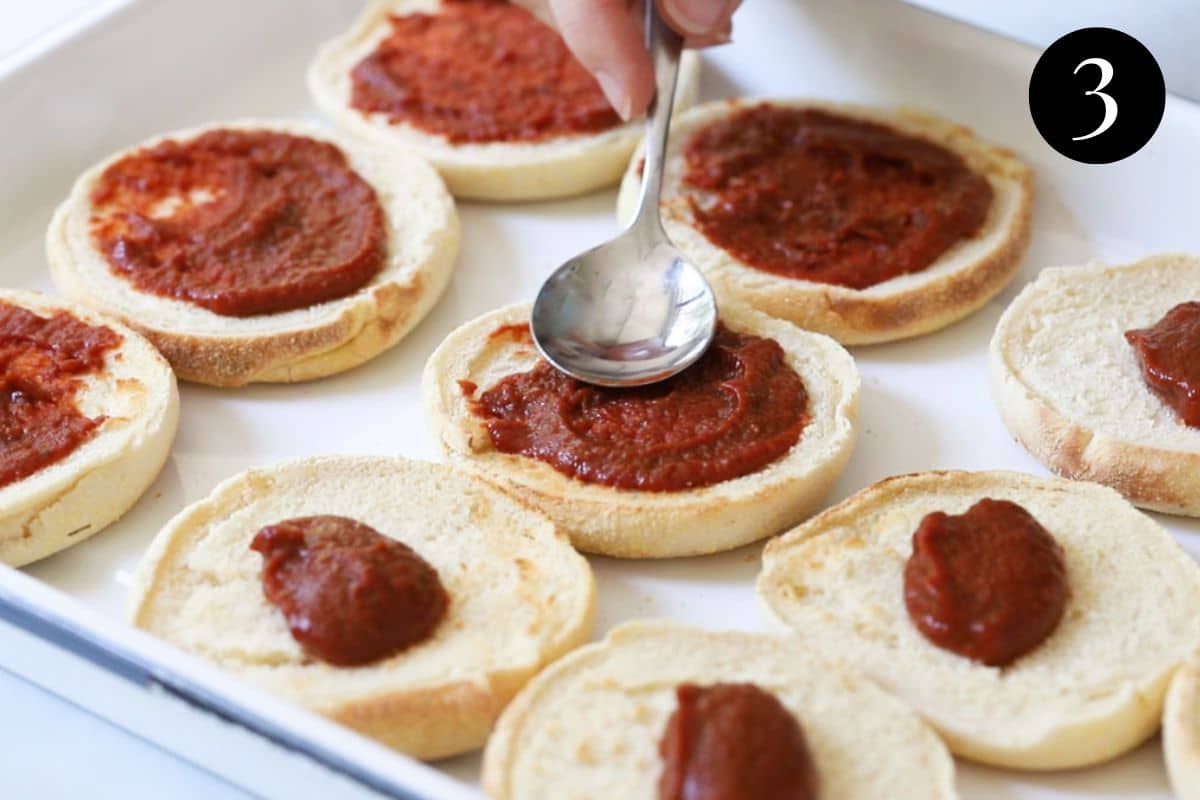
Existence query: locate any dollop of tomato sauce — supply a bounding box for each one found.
[250,516,448,667]
[682,105,994,289]
[466,323,809,492]
[349,0,621,143]
[1125,301,1200,427]
[0,301,122,490]
[904,498,1067,667]
[659,683,818,800]
[89,129,386,318]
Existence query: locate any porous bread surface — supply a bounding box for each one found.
[616,98,1033,344]
[482,619,957,800]
[1165,650,1200,800]
[128,455,596,759]
[758,470,1200,770]
[0,289,178,566]
[47,119,459,387]
[422,302,859,558]
[308,0,701,201]
[990,253,1200,515]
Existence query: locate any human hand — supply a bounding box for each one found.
[513,0,740,120]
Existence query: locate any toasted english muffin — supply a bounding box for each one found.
[991,253,1200,516]
[422,302,859,558]
[47,119,459,387]
[0,289,178,566]
[483,620,957,799]
[308,0,700,201]
[1165,650,1200,800]
[757,470,1200,770]
[128,455,595,759]
[617,99,1033,344]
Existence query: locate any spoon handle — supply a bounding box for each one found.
[631,4,684,240]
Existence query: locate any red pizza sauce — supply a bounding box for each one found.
[349,0,621,143]
[89,129,386,318]
[659,683,818,800]
[467,323,809,492]
[0,301,122,490]
[681,104,995,289]
[250,516,448,667]
[1125,301,1200,427]
[904,498,1067,667]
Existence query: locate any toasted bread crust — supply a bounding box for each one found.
[990,254,1200,516]
[0,289,178,566]
[47,119,459,387]
[422,302,859,558]
[617,99,1033,344]
[308,0,701,201]
[1165,652,1200,800]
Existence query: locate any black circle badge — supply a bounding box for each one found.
[1029,27,1165,164]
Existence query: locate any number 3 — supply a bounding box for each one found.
[1072,57,1118,141]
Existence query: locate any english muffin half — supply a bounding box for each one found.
[0,289,178,566]
[128,455,595,759]
[423,302,859,558]
[991,253,1200,516]
[483,620,957,799]
[309,0,700,201]
[617,99,1033,344]
[758,470,1200,770]
[48,119,459,387]
[1165,650,1200,800]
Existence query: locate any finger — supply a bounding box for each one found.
[682,19,732,48]
[548,0,655,121]
[658,0,740,39]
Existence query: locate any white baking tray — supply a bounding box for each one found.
[2,0,1198,797]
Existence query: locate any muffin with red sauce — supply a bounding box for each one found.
[617,99,1033,344]
[0,289,177,566]
[422,302,859,558]
[482,620,956,800]
[758,470,1200,770]
[992,253,1200,517]
[308,0,700,200]
[129,455,595,759]
[47,120,459,387]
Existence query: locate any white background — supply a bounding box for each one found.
[0,1,1196,798]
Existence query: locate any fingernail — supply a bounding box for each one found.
[596,70,635,121]
[663,0,729,36]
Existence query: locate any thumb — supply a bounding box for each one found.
[658,0,739,38]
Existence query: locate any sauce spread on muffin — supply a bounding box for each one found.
[465,323,809,492]
[1125,301,1200,427]
[904,498,1067,667]
[682,104,994,289]
[251,516,448,666]
[0,301,122,489]
[89,129,386,317]
[349,0,620,143]
[659,683,818,800]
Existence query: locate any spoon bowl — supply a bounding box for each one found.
[532,233,715,387]
[530,5,717,388]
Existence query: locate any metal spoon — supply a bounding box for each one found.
[530,5,717,387]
